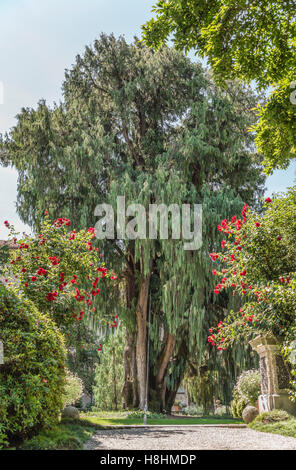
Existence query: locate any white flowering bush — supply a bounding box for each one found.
[236,369,261,404]
[62,369,84,407]
[231,369,261,418]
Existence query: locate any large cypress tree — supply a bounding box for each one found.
[1,34,264,410]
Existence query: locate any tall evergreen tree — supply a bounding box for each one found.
[1,34,264,410]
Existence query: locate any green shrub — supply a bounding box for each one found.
[230,389,248,419]
[0,284,66,447]
[253,409,290,424]
[249,410,296,438]
[62,369,83,407]
[20,421,97,450]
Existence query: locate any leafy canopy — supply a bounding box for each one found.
[142,1,296,173]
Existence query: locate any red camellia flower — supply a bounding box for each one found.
[209,252,219,261]
[46,291,58,301]
[235,220,242,230]
[255,222,261,227]
[37,268,47,276]
[241,204,249,217]
[31,276,37,282]
[264,197,272,203]
[49,256,60,266]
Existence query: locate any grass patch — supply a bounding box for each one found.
[82,411,243,426]
[249,410,296,439]
[20,418,101,450]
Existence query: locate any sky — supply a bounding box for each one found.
[0,0,295,239]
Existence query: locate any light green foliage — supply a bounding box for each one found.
[0,284,66,447]
[230,390,247,419]
[143,0,294,87]
[93,327,125,411]
[142,1,296,171]
[62,369,84,407]
[253,79,296,173]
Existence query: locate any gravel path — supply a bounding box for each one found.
[84,425,296,450]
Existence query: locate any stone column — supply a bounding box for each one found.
[249,333,296,415]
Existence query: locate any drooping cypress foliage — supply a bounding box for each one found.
[1,35,265,410]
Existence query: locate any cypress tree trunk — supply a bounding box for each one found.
[136,267,152,409]
[165,387,180,414]
[149,333,176,412]
[122,260,138,408]
[122,330,138,408]
[164,339,188,413]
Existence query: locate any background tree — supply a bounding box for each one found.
[66,320,103,401]
[93,327,125,411]
[1,34,265,411]
[142,0,296,173]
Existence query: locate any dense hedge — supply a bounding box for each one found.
[0,284,66,447]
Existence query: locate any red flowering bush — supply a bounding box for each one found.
[1,214,116,329]
[208,187,296,353]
